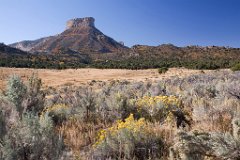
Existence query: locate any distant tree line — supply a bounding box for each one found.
[0,54,239,70]
[91,57,239,70]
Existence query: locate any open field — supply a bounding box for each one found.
[0,67,215,90]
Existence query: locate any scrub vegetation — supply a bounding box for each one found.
[0,69,239,159]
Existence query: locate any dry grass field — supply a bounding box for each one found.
[0,67,214,90]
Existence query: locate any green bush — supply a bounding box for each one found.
[23,74,45,115]
[1,114,64,160]
[231,63,240,71]
[158,67,168,74]
[0,75,64,160]
[41,104,71,126]
[6,75,27,117]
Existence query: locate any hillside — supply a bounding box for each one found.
[130,44,240,60]
[10,17,127,54]
[0,43,90,68]
[0,43,28,56]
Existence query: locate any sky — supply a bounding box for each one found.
[0,0,240,47]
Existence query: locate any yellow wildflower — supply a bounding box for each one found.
[94,114,148,147]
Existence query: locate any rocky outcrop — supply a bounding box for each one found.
[66,17,95,30]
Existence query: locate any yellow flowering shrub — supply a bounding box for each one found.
[94,114,148,147]
[136,95,181,107]
[93,114,164,159]
[136,95,182,123]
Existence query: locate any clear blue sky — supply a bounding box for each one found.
[0,0,240,47]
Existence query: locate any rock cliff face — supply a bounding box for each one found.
[66,17,95,30]
[10,17,127,54]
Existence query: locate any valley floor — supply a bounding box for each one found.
[0,67,216,90]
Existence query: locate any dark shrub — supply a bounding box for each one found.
[158,67,168,74]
